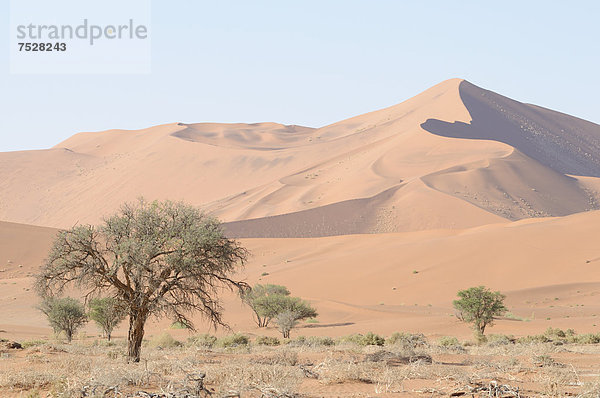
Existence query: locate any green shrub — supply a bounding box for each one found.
[187,334,217,348]
[517,334,550,344]
[21,339,48,349]
[287,335,334,347]
[216,333,249,348]
[149,332,181,348]
[387,332,428,348]
[569,333,600,344]
[338,332,384,346]
[438,336,460,348]
[363,332,385,346]
[255,336,281,346]
[486,334,514,346]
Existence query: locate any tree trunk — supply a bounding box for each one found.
[107,331,112,342]
[128,311,148,362]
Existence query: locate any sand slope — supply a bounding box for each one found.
[2,79,599,236]
[2,212,600,340]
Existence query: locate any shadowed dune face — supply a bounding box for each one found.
[421,81,600,177]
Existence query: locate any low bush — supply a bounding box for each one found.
[187,334,217,348]
[148,332,181,349]
[438,336,460,348]
[21,340,48,349]
[216,333,249,348]
[255,336,281,346]
[338,332,384,346]
[387,332,428,348]
[486,334,514,346]
[287,336,335,347]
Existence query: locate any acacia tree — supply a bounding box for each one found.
[453,286,507,337]
[242,284,291,327]
[88,297,127,341]
[39,297,88,342]
[36,199,249,362]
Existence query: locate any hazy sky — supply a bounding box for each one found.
[1,1,599,152]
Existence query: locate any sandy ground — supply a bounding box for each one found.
[2,209,600,342]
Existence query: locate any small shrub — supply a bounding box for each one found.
[217,333,249,348]
[387,332,428,348]
[338,332,384,346]
[287,336,334,347]
[569,333,600,344]
[187,334,217,348]
[438,336,460,348]
[255,336,281,346]
[487,334,514,346]
[148,332,181,349]
[21,339,48,349]
[363,332,385,346]
[517,334,550,344]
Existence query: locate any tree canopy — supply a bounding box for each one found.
[36,199,249,362]
[88,297,127,341]
[453,286,507,337]
[39,297,88,342]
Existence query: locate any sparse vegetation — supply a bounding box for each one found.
[255,335,281,346]
[187,333,217,348]
[216,333,250,348]
[148,332,181,349]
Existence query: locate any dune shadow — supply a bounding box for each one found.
[298,322,355,329]
[421,81,600,178]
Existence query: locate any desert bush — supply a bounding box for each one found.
[255,335,281,346]
[254,350,298,366]
[217,333,250,348]
[438,336,460,348]
[287,335,335,347]
[148,332,181,349]
[387,332,428,348]
[338,332,384,346]
[21,339,48,349]
[517,334,550,344]
[39,297,88,343]
[570,333,600,344]
[187,333,217,348]
[486,334,514,346]
[204,360,303,396]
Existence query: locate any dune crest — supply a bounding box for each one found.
[1,78,599,236]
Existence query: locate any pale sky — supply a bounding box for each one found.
[1,0,599,152]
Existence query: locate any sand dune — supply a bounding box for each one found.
[3,78,599,236]
[2,212,600,340]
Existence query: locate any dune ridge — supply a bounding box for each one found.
[0,79,599,238]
